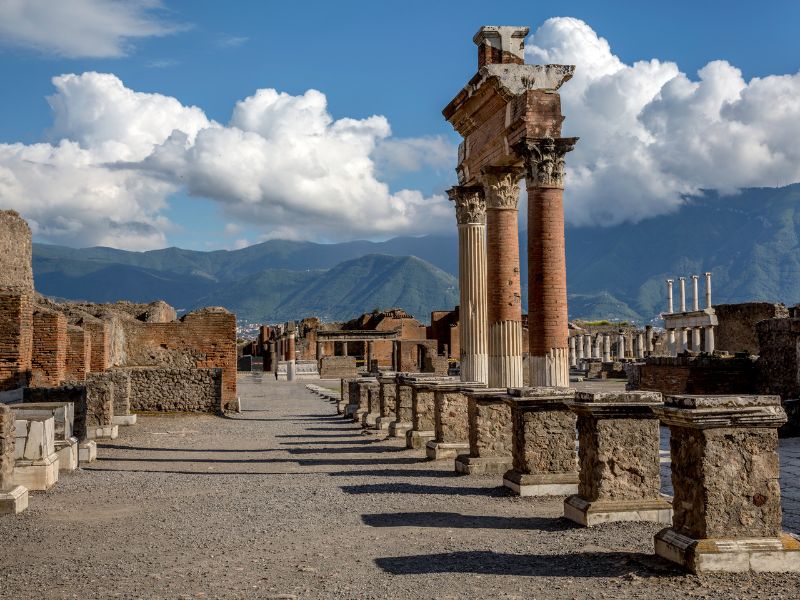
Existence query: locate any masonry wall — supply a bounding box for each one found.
[128,367,223,412]
[0,211,34,293]
[65,326,91,382]
[120,308,237,410]
[31,310,67,387]
[80,319,110,372]
[757,317,800,400]
[0,292,32,391]
[396,340,438,372]
[319,356,357,379]
[631,355,758,395]
[716,302,789,355]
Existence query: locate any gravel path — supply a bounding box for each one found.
[1,373,799,599]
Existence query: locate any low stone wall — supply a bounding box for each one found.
[319,356,357,379]
[629,355,758,395]
[716,302,789,355]
[128,367,222,413]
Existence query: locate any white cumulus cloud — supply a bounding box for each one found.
[527,17,800,226]
[0,72,450,249]
[0,0,183,58]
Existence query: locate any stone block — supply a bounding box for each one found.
[406,428,435,450]
[54,437,78,473]
[653,394,800,573]
[425,440,468,460]
[112,414,137,426]
[79,440,97,463]
[456,388,512,475]
[13,452,59,491]
[85,424,119,440]
[503,387,578,496]
[0,485,28,515]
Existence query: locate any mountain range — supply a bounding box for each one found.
[31,184,800,324]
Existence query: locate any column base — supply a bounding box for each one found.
[86,424,119,440]
[343,404,359,418]
[13,453,60,491]
[55,437,79,473]
[454,454,512,475]
[388,421,411,438]
[502,470,578,497]
[112,414,137,426]
[375,416,394,431]
[563,495,672,527]
[425,440,469,460]
[654,529,800,573]
[336,400,346,415]
[352,410,368,424]
[0,486,29,515]
[79,440,97,463]
[406,429,434,450]
[361,412,380,427]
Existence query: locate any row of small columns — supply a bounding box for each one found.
[315,341,375,365]
[449,137,577,388]
[665,273,715,354]
[568,329,654,366]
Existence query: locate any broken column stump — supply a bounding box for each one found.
[654,394,800,573]
[0,404,28,515]
[503,387,578,496]
[455,388,512,475]
[563,391,672,526]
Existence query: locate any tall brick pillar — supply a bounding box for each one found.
[448,186,488,384]
[482,167,524,388]
[286,330,296,381]
[515,137,578,387]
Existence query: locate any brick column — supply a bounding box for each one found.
[448,186,488,384]
[481,168,524,388]
[286,331,296,382]
[515,137,578,387]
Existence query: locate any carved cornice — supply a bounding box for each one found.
[481,167,524,210]
[447,186,486,225]
[513,137,578,189]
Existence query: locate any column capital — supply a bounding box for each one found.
[480,166,524,210]
[447,185,486,225]
[513,136,578,189]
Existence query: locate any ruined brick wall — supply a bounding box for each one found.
[427,309,459,359]
[0,292,32,391]
[716,302,789,355]
[65,325,91,382]
[79,318,110,372]
[632,356,758,395]
[120,308,236,411]
[319,356,357,379]
[396,340,438,372]
[756,317,800,401]
[0,211,34,293]
[128,367,222,412]
[31,310,67,387]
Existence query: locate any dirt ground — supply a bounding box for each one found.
[1,373,799,599]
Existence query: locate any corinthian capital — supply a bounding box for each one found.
[513,136,578,189]
[480,167,524,210]
[447,185,486,225]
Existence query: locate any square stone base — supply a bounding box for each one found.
[388,421,411,438]
[654,528,800,573]
[343,404,358,418]
[426,440,469,460]
[406,430,435,450]
[13,453,60,491]
[0,486,29,515]
[503,470,578,497]
[112,414,137,426]
[352,410,367,424]
[375,416,393,431]
[454,454,512,475]
[336,400,346,415]
[86,425,118,440]
[55,437,79,473]
[361,412,379,427]
[79,441,97,463]
[564,495,673,527]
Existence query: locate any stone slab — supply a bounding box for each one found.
[654,528,800,573]
[426,440,469,461]
[85,424,118,440]
[374,416,392,431]
[406,430,435,450]
[563,494,672,527]
[0,485,28,515]
[503,471,578,497]
[112,414,137,426]
[79,440,97,463]
[13,452,59,491]
[454,454,511,475]
[388,421,411,438]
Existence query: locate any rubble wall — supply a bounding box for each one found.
[128,367,223,413]
[715,302,789,355]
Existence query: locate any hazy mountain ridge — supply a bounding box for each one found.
[31,185,800,323]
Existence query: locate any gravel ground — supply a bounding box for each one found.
[1,373,799,599]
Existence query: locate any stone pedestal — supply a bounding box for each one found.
[388,379,414,438]
[362,386,381,428]
[79,440,97,463]
[10,401,79,472]
[376,374,398,431]
[13,416,60,491]
[86,424,119,440]
[407,378,438,450]
[54,437,79,473]
[112,414,137,426]
[86,372,116,440]
[352,378,378,424]
[426,381,476,460]
[654,394,800,573]
[338,378,354,416]
[455,388,512,474]
[1,404,28,515]
[563,391,672,526]
[503,387,578,496]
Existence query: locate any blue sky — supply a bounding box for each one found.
[1,0,799,250]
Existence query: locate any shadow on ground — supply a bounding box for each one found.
[362,511,579,532]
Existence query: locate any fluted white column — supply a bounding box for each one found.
[584,335,592,360]
[603,334,611,362]
[449,186,488,384]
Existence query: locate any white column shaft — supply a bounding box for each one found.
[458,223,488,384]
[488,320,524,387]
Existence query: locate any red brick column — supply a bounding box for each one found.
[65,325,91,382]
[515,137,578,387]
[31,310,67,387]
[481,168,524,388]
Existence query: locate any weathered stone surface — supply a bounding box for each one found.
[0,404,14,492]
[24,384,87,440]
[107,369,132,417]
[468,393,512,458]
[129,367,222,413]
[86,372,115,427]
[378,376,397,419]
[434,389,470,444]
[394,383,413,424]
[320,356,357,379]
[412,387,436,432]
[509,398,576,476]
